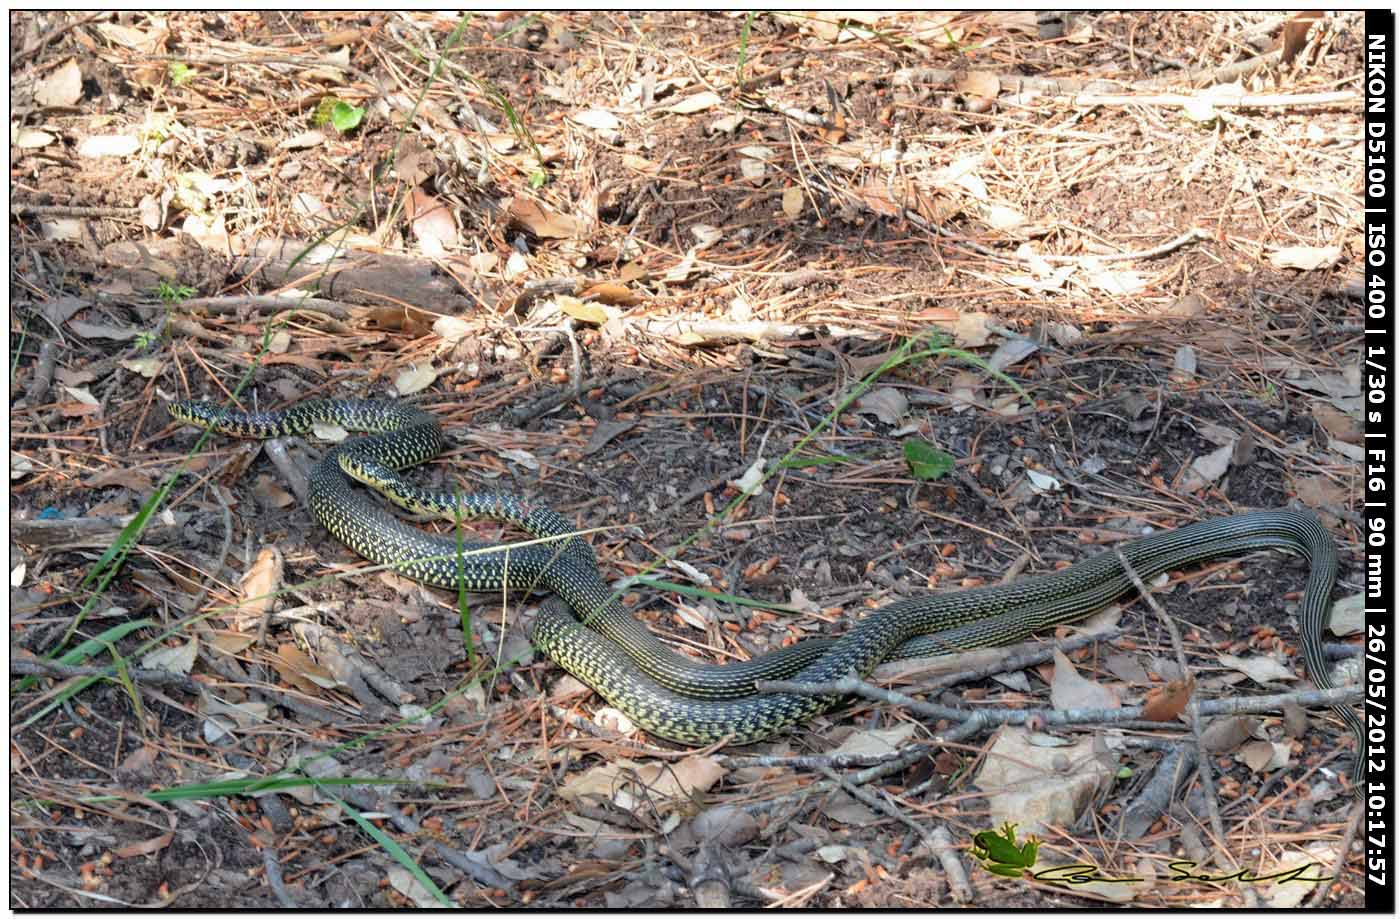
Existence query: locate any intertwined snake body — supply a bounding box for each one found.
[169,398,1363,785]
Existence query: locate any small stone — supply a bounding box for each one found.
[690,805,758,847]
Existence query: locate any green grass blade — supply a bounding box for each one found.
[336,795,454,906]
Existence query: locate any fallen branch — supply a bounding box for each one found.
[1072,89,1357,109]
[755,674,1359,735]
[11,656,202,692]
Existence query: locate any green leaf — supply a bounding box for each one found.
[903,439,954,480]
[331,101,365,133]
[155,280,195,304]
[528,170,547,189]
[337,796,453,906]
[168,62,194,86]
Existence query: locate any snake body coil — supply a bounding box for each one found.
[169,398,1363,786]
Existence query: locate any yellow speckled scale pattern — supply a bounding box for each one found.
[168,399,1361,787]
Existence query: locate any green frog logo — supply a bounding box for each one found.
[970,822,1040,878]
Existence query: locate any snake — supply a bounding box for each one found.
[168,398,1364,787]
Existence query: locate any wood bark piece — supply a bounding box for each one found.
[11,511,192,549]
[233,239,472,314]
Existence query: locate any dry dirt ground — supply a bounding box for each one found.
[9,11,1366,908]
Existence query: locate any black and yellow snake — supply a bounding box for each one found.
[168,398,1363,787]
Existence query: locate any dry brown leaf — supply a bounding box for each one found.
[279,130,325,150]
[792,10,885,42]
[573,109,622,131]
[265,352,335,374]
[1082,264,1147,296]
[1164,293,1207,317]
[274,643,339,694]
[408,188,458,256]
[206,630,257,657]
[782,186,804,218]
[506,196,582,239]
[111,829,175,859]
[395,363,438,395]
[1329,593,1363,636]
[1065,19,1095,44]
[1264,842,1341,908]
[820,794,879,826]
[1179,443,1233,493]
[984,203,1025,229]
[117,744,158,776]
[955,70,999,100]
[674,602,713,631]
[1049,648,1120,711]
[101,239,179,277]
[1311,402,1361,444]
[96,20,167,53]
[69,320,141,341]
[57,399,102,417]
[237,548,283,626]
[1199,715,1257,753]
[831,723,917,757]
[978,727,1115,835]
[252,474,296,510]
[560,756,725,813]
[620,153,661,174]
[142,638,198,675]
[1281,10,1325,65]
[854,386,908,425]
[83,467,154,490]
[856,178,904,217]
[35,59,83,107]
[557,295,610,325]
[948,370,982,412]
[664,91,723,114]
[987,11,1039,34]
[78,135,141,159]
[1217,653,1296,685]
[1293,474,1348,509]
[843,348,902,380]
[433,316,471,342]
[1139,674,1194,722]
[395,135,434,185]
[580,281,640,306]
[504,251,528,280]
[1239,739,1290,773]
[907,306,992,348]
[1267,244,1341,270]
[120,356,165,378]
[387,867,439,908]
[468,251,499,274]
[1103,651,1149,684]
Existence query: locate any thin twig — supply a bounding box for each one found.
[1037,228,1209,263]
[924,628,1122,691]
[927,826,973,902]
[1114,546,1231,877]
[1310,799,1364,906]
[755,674,1358,733]
[817,764,932,845]
[261,848,299,908]
[1072,89,1357,109]
[11,657,203,692]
